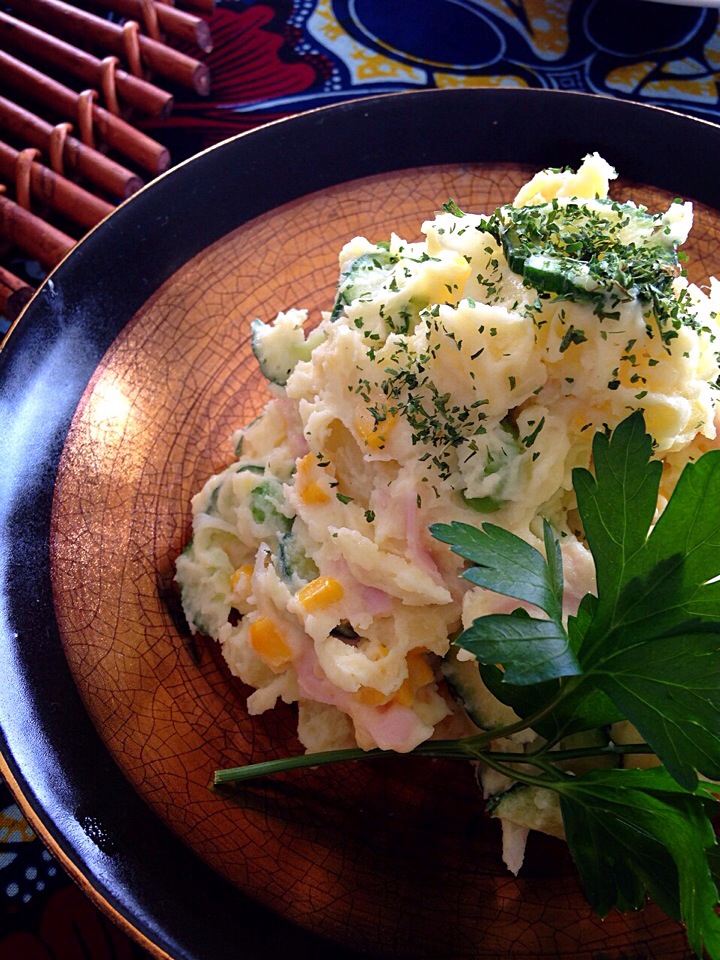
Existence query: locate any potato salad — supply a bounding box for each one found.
[176,155,720,858]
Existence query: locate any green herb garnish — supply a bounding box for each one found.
[478,198,692,342]
[213,412,720,957]
[441,198,465,217]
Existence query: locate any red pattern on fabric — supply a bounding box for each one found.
[189,5,319,104]
[0,886,140,960]
[143,4,326,149]
[0,932,50,960]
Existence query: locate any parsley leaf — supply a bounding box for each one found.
[429,519,564,622]
[479,662,622,739]
[571,410,662,610]
[573,415,720,788]
[441,198,465,217]
[429,519,580,683]
[557,767,720,958]
[628,448,720,629]
[458,610,580,685]
[435,412,720,784]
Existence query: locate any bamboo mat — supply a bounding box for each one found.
[0,0,213,331]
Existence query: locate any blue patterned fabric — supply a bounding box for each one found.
[152,0,720,158]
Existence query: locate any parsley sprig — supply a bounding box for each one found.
[214,412,720,956]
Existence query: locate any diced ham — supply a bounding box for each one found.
[329,557,395,620]
[358,582,395,617]
[402,485,447,588]
[294,646,432,752]
[277,396,310,458]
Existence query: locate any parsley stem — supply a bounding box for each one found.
[214,707,644,786]
[214,747,385,785]
[213,737,481,786]
[479,751,563,790]
[483,742,656,766]
[213,685,581,785]
[527,741,655,762]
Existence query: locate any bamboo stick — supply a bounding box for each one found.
[0,193,75,268]
[0,50,170,173]
[8,0,211,94]
[88,0,212,52]
[0,97,143,198]
[0,139,114,229]
[0,264,33,322]
[0,12,173,119]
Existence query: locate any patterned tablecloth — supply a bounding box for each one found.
[2,0,720,956]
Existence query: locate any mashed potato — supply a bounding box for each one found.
[176,155,720,770]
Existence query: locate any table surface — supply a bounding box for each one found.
[1,0,720,957]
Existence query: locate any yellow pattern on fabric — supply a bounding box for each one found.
[298,0,720,110]
[644,75,718,105]
[703,30,720,69]
[665,57,709,77]
[607,51,719,107]
[606,61,656,93]
[307,0,427,84]
[479,0,571,60]
[435,73,529,88]
[0,805,35,844]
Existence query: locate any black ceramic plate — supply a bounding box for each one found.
[2,89,720,960]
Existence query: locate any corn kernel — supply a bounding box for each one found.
[408,650,434,688]
[356,411,396,450]
[297,576,343,612]
[393,680,415,708]
[296,453,330,505]
[355,685,391,705]
[302,481,330,504]
[394,651,434,708]
[230,563,254,590]
[248,616,292,669]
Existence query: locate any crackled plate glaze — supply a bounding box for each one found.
[2,89,720,960]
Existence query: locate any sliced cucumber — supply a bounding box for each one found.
[251,311,324,386]
[175,539,212,635]
[483,197,684,309]
[330,247,397,321]
[206,463,264,516]
[442,648,519,730]
[249,479,292,534]
[461,492,505,514]
[459,419,521,513]
[487,783,564,839]
[275,528,318,585]
[523,253,604,298]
